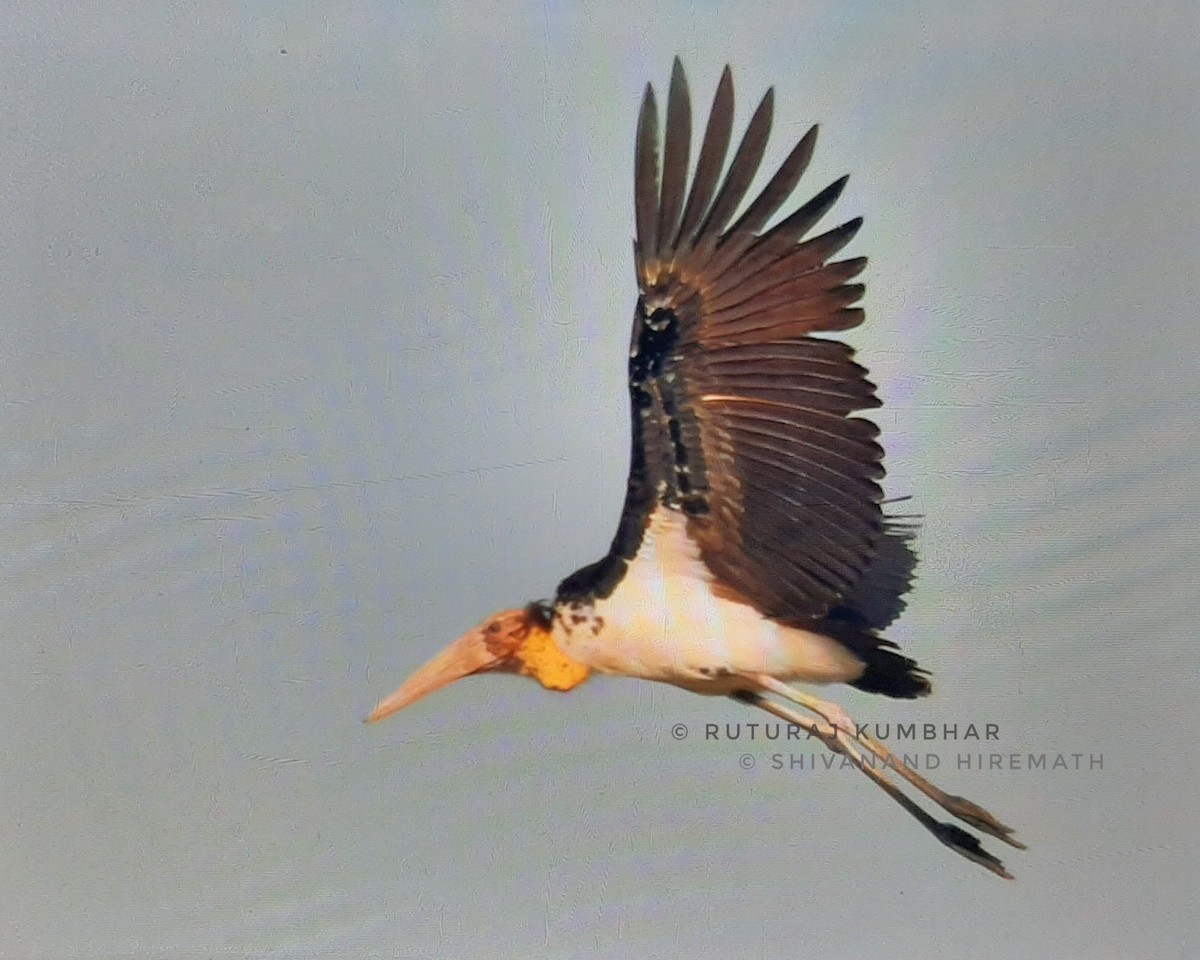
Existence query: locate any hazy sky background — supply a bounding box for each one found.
[3,2,1199,958]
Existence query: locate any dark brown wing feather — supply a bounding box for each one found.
[838,520,920,630]
[626,59,890,623]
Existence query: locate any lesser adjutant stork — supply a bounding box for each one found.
[368,60,1025,879]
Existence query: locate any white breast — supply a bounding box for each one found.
[555,507,864,692]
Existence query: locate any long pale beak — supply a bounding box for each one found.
[364,628,500,723]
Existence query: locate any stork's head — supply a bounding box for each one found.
[364,603,590,723]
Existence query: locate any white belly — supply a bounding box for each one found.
[554,507,864,693]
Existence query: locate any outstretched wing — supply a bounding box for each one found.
[558,60,898,626]
[630,61,887,622]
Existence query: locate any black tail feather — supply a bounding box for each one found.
[849,642,931,699]
[816,609,932,699]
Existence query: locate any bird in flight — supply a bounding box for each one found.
[368,60,1025,878]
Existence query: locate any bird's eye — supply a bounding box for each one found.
[486,622,501,634]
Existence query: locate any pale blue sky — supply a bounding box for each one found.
[2,2,1198,957]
